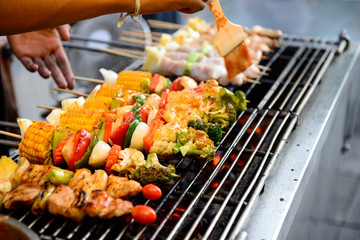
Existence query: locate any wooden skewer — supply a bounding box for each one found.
[261,55,270,60]
[73,76,105,84]
[258,72,269,76]
[0,130,21,139]
[122,31,161,42]
[101,48,144,59]
[147,19,182,30]
[244,78,261,85]
[54,88,89,97]
[246,100,251,103]
[112,48,145,56]
[256,65,271,71]
[119,37,157,46]
[37,105,60,111]
[134,29,164,37]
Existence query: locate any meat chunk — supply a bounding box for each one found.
[68,169,108,196]
[3,183,41,209]
[47,185,86,222]
[21,164,54,187]
[85,190,133,219]
[107,175,142,199]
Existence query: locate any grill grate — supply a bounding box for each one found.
[1,32,350,240]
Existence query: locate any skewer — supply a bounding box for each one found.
[73,76,105,84]
[147,19,182,30]
[258,72,269,76]
[37,105,61,111]
[119,37,157,46]
[134,29,164,37]
[101,48,144,59]
[256,65,271,71]
[121,31,161,42]
[0,130,21,139]
[261,55,270,60]
[112,48,145,56]
[244,78,261,85]
[53,88,89,97]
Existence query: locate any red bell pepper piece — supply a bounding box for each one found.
[143,109,165,153]
[168,77,184,91]
[104,114,115,143]
[109,111,135,148]
[159,89,169,110]
[53,135,71,166]
[69,129,92,171]
[105,144,122,175]
[139,107,150,123]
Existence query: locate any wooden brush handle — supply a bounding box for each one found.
[207,0,226,29]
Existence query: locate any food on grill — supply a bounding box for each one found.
[3,183,42,209]
[142,184,162,201]
[187,119,222,145]
[31,182,56,215]
[0,156,18,179]
[131,205,157,225]
[131,153,176,186]
[110,148,146,174]
[68,169,108,196]
[106,175,143,199]
[116,70,152,92]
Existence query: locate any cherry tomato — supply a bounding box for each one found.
[142,184,162,201]
[131,205,157,225]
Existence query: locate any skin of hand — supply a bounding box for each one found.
[0,0,207,35]
[7,24,75,89]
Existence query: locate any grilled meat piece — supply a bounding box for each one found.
[3,183,41,209]
[85,190,133,219]
[106,175,142,199]
[21,164,54,187]
[47,185,86,222]
[68,169,108,196]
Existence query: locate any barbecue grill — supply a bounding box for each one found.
[1,29,357,240]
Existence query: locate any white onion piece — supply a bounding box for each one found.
[45,109,63,126]
[89,141,111,168]
[147,107,158,126]
[129,122,150,151]
[99,68,117,84]
[87,84,101,99]
[17,118,33,138]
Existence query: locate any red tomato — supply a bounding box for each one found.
[168,77,184,91]
[142,184,162,200]
[104,114,115,143]
[139,107,150,123]
[69,129,91,171]
[159,89,169,109]
[150,73,164,93]
[131,205,157,225]
[109,111,134,147]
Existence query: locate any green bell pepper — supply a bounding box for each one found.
[124,118,140,148]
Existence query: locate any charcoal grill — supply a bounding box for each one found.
[1,30,354,240]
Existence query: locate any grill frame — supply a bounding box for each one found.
[1,31,351,240]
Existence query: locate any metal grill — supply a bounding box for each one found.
[1,31,350,240]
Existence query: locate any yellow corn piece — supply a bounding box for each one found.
[116,71,152,92]
[19,121,56,164]
[96,83,124,98]
[59,107,103,135]
[83,96,112,111]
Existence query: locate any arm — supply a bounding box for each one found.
[0,0,207,35]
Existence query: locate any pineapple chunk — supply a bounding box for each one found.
[0,156,18,179]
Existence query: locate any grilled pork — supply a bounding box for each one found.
[21,164,55,187]
[47,185,86,221]
[106,175,142,199]
[3,183,41,209]
[68,169,108,196]
[85,190,133,219]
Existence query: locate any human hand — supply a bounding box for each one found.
[7,24,74,89]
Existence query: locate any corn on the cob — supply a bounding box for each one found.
[96,83,124,98]
[59,107,103,135]
[83,96,112,111]
[116,71,152,92]
[19,121,56,165]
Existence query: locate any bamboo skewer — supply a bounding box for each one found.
[54,88,89,97]
[244,78,261,85]
[119,37,157,46]
[256,65,271,71]
[147,19,182,30]
[261,55,270,60]
[101,48,144,59]
[37,105,61,111]
[258,72,269,76]
[73,76,105,84]
[0,130,21,139]
[121,31,161,42]
[134,29,164,37]
[112,48,145,56]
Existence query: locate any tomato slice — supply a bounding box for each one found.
[142,184,162,200]
[69,129,92,171]
[109,111,135,148]
[168,77,184,92]
[139,107,150,123]
[104,114,115,143]
[131,205,157,225]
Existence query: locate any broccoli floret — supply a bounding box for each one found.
[132,153,177,185]
[187,119,222,145]
[173,128,216,162]
[219,88,247,112]
[202,103,237,130]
